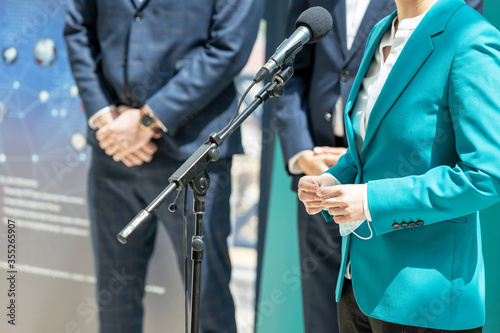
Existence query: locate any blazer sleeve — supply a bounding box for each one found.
[367,18,500,236]
[321,148,359,221]
[272,0,316,171]
[324,148,358,185]
[64,0,117,120]
[146,0,262,135]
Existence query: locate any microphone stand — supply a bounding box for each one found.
[117,64,294,333]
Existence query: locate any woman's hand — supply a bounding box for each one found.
[298,173,338,215]
[318,184,367,224]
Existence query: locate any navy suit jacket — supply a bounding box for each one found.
[64,0,262,160]
[274,0,396,173]
[273,0,482,177]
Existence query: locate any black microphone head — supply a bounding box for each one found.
[295,6,333,44]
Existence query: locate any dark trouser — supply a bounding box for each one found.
[297,198,342,333]
[88,147,236,333]
[338,278,482,333]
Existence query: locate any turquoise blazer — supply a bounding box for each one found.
[324,0,500,329]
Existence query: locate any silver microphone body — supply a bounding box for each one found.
[263,25,312,74]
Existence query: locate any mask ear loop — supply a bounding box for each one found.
[349,220,373,240]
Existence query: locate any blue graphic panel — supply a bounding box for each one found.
[0,2,184,332]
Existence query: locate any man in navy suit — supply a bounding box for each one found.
[274,1,396,331]
[273,0,481,332]
[64,0,262,332]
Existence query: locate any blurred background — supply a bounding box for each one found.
[0,1,499,332]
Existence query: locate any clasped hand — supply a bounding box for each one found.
[298,174,367,224]
[94,106,162,167]
[297,146,347,176]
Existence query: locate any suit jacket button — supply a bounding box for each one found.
[416,220,424,227]
[409,222,416,228]
[135,12,143,21]
[341,71,350,82]
[401,222,408,229]
[324,112,332,122]
[392,223,400,230]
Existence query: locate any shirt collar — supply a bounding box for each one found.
[398,12,427,31]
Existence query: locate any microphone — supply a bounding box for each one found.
[254,6,333,83]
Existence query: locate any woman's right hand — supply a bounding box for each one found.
[298,173,338,215]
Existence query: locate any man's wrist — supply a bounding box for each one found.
[289,149,313,174]
[89,105,116,129]
[140,104,167,133]
[139,105,159,132]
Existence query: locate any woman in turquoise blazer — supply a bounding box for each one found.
[298,0,500,330]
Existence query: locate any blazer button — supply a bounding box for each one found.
[392,223,400,230]
[341,71,350,82]
[416,220,424,227]
[135,12,143,21]
[409,222,416,228]
[401,222,408,229]
[324,112,332,122]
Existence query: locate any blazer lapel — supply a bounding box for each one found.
[130,0,151,10]
[361,0,462,155]
[361,24,434,153]
[332,0,347,58]
[344,13,395,168]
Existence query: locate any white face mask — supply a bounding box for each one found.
[339,220,373,240]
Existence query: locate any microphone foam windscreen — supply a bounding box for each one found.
[295,6,333,44]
